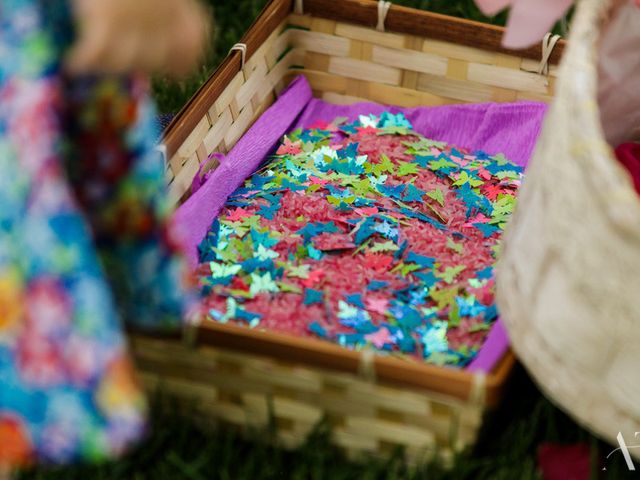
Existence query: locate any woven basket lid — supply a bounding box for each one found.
[497,0,640,458]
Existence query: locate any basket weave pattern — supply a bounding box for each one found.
[133,337,484,464]
[136,0,562,463]
[164,10,558,204]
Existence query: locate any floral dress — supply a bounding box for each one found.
[0,0,193,466]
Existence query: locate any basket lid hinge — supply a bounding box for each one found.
[377,1,392,32]
[538,32,562,76]
[229,43,247,70]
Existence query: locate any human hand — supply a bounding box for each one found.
[66,0,210,77]
[475,0,640,49]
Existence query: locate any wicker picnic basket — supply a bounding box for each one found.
[131,0,565,464]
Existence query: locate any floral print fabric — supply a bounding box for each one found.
[0,0,191,466]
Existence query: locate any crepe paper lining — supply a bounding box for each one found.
[175,75,548,372]
[196,111,523,368]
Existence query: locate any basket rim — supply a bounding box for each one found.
[196,322,516,406]
[154,0,558,406]
[133,323,515,406]
[163,0,566,158]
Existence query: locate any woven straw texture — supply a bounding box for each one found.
[138,1,562,463]
[497,0,640,457]
[164,11,558,204]
[132,336,485,465]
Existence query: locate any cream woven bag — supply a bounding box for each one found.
[497,0,640,456]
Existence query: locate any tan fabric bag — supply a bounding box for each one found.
[497,0,640,456]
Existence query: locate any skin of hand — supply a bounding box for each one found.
[475,0,640,49]
[66,0,210,78]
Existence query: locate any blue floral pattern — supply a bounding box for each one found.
[0,0,191,466]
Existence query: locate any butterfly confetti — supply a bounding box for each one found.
[197,112,523,367]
